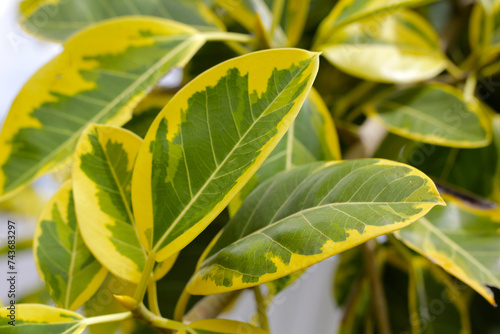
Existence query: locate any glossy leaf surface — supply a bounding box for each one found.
[73,125,174,283]
[0,304,86,333]
[396,195,500,305]
[0,17,205,201]
[34,181,106,310]
[229,88,341,215]
[132,49,320,262]
[318,10,446,83]
[20,0,222,41]
[188,159,444,294]
[364,84,490,147]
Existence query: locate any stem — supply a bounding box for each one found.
[463,72,477,102]
[253,286,270,332]
[148,280,161,316]
[201,32,254,43]
[480,60,500,77]
[270,0,285,38]
[133,252,157,302]
[174,289,191,322]
[446,60,466,80]
[184,291,241,323]
[362,240,391,334]
[82,312,132,326]
[115,295,189,333]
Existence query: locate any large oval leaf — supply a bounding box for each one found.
[364,84,491,147]
[34,181,107,310]
[0,17,205,201]
[132,48,320,262]
[73,125,175,283]
[228,88,341,215]
[395,195,500,305]
[187,159,444,294]
[0,304,86,333]
[317,10,446,83]
[20,0,222,41]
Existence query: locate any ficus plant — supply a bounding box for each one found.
[1,0,500,333]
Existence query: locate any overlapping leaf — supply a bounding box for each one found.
[396,195,500,305]
[20,0,222,41]
[187,159,444,294]
[229,88,341,215]
[0,17,206,201]
[408,257,471,334]
[34,181,107,310]
[132,49,320,263]
[317,10,447,83]
[364,84,491,147]
[0,304,86,333]
[177,319,268,334]
[73,125,175,283]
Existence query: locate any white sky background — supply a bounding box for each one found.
[0,1,341,332]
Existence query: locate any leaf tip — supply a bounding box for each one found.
[114,295,137,311]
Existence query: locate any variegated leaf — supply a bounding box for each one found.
[188,159,444,294]
[396,195,500,305]
[20,0,222,41]
[0,304,86,333]
[317,10,447,83]
[364,84,491,148]
[73,125,175,283]
[34,181,107,310]
[0,17,205,201]
[177,319,268,334]
[132,48,320,262]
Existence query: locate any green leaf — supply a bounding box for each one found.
[0,304,86,333]
[315,0,437,46]
[317,9,447,83]
[283,0,311,46]
[73,125,175,283]
[470,3,500,58]
[34,180,107,310]
[187,159,444,294]
[229,88,341,215]
[364,84,491,148]
[409,257,471,334]
[395,195,500,305]
[20,0,223,41]
[0,17,206,201]
[132,48,320,262]
[177,319,268,334]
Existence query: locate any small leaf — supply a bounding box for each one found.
[132,48,320,262]
[364,84,491,147]
[178,319,268,334]
[0,17,205,201]
[0,304,86,333]
[229,88,341,215]
[395,195,500,305]
[188,159,444,294]
[73,125,175,283]
[318,10,447,83]
[20,0,223,41]
[34,181,107,310]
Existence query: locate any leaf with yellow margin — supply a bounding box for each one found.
[364,84,491,148]
[0,304,85,333]
[396,195,500,305]
[177,319,268,334]
[187,159,444,295]
[317,9,447,83]
[0,17,206,201]
[228,88,341,216]
[73,125,176,283]
[34,180,107,310]
[20,0,223,41]
[132,48,320,263]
